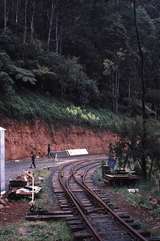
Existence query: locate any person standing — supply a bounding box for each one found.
[30,152,36,168]
[108,156,117,171]
[47,144,51,158]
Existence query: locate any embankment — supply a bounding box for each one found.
[1,119,117,160]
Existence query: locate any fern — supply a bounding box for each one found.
[10,65,37,84]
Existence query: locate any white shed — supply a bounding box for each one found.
[0,127,6,195]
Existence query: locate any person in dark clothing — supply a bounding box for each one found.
[47,144,51,158]
[108,156,117,171]
[30,152,36,168]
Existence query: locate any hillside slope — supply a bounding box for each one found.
[1,117,117,160]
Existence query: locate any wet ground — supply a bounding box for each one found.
[5,154,106,189]
[0,154,105,226]
[5,157,55,186]
[1,154,160,236]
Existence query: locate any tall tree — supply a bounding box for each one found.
[15,0,19,24]
[4,0,7,32]
[23,0,28,44]
[55,14,59,54]
[30,0,35,43]
[133,0,147,178]
[47,0,55,50]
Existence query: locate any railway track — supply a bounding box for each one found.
[53,158,157,241]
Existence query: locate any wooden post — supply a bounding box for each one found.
[31,173,35,203]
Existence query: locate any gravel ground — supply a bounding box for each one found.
[4,154,106,190]
[5,157,55,186]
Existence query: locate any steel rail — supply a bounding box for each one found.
[72,162,148,241]
[58,161,103,241]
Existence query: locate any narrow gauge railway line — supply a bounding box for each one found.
[58,160,102,241]
[72,162,149,241]
[56,160,151,241]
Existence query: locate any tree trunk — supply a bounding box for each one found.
[4,0,7,32]
[149,158,154,179]
[112,69,119,113]
[55,14,59,54]
[128,78,131,99]
[30,0,35,43]
[133,0,147,178]
[111,71,115,112]
[115,70,119,113]
[23,0,28,44]
[15,0,19,24]
[59,25,62,54]
[115,0,120,11]
[47,0,55,50]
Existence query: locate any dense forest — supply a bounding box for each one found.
[0,0,160,114]
[0,0,160,179]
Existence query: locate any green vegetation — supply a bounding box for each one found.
[0,168,72,241]
[0,91,121,129]
[114,188,152,209]
[113,182,160,219]
[0,221,72,241]
[92,167,103,185]
[0,1,160,115]
[0,1,159,179]
[110,117,160,179]
[1,0,160,236]
[33,168,53,212]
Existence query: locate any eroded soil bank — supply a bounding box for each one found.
[0,118,117,160]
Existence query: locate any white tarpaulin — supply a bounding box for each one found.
[66,148,88,156]
[0,127,5,194]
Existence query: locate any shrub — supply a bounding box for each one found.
[56,57,99,105]
[0,91,120,129]
[0,71,15,96]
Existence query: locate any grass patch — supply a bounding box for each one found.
[0,225,17,241]
[34,168,50,180]
[0,91,121,129]
[92,167,103,185]
[0,221,72,241]
[113,182,160,218]
[0,168,72,241]
[113,186,152,209]
[33,168,54,211]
